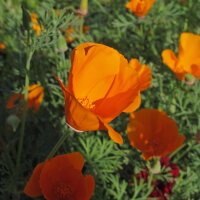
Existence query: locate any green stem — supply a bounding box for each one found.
[16,50,34,170]
[79,17,84,34]
[46,132,68,160]
[80,0,88,15]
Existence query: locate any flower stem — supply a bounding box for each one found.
[16,50,34,170]
[80,0,88,15]
[46,132,68,160]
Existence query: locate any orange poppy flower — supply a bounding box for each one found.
[162,32,200,80]
[124,59,151,112]
[126,0,155,17]
[6,84,44,112]
[0,42,6,51]
[31,13,41,36]
[56,43,151,144]
[24,152,95,200]
[127,109,185,160]
[65,26,75,43]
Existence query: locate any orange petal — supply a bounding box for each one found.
[40,157,85,200]
[65,152,84,171]
[129,59,152,91]
[56,77,104,131]
[125,2,132,10]
[103,123,123,144]
[84,175,95,200]
[127,109,185,160]
[57,77,123,144]
[93,58,139,122]
[68,43,121,102]
[24,162,44,197]
[162,49,177,71]
[126,0,155,17]
[123,93,141,113]
[28,84,44,112]
[179,33,200,68]
[6,93,22,109]
[162,49,186,80]
[191,64,200,79]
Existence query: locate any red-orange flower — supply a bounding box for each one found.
[127,109,185,160]
[0,42,6,51]
[24,152,95,200]
[57,43,151,144]
[126,0,155,17]
[162,32,200,80]
[6,84,44,112]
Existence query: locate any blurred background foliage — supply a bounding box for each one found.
[0,0,200,199]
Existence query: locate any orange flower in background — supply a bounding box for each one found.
[124,59,151,112]
[27,84,44,112]
[56,42,151,144]
[6,93,23,109]
[31,13,41,36]
[127,109,185,160]
[0,42,6,51]
[162,32,200,80]
[65,26,75,43]
[24,152,95,200]
[6,84,44,112]
[126,0,155,17]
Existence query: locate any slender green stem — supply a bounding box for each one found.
[78,0,88,35]
[80,0,88,15]
[46,132,68,160]
[16,50,34,170]
[79,17,84,34]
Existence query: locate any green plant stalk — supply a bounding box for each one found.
[80,0,88,14]
[46,132,68,160]
[16,50,34,170]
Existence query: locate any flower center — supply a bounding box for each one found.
[54,183,73,200]
[77,96,95,109]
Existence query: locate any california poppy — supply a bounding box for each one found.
[57,43,151,144]
[127,109,185,160]
[31,13,41,36]
[24,152,95,200]
[6,84,44,112]
[0,42,6,51]
[162,32,200,80]
[126,0,155,17]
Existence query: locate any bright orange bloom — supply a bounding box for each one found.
[126,0,155,17]
[124,59,151,112]
[24,152,95,200]
[162,32,200,80]
[6,84,44,112]
[127,109,185,160]
[0,42,6,51]
[31,13,41,36]
[56,43,151,144]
